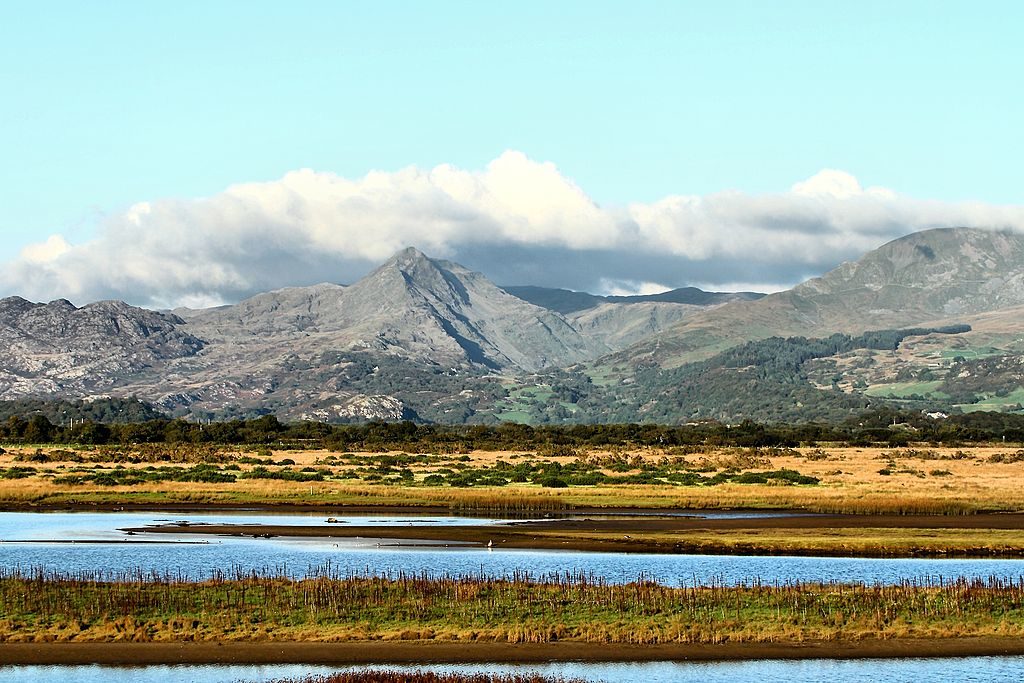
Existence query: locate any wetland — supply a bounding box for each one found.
[4,441,1024,673]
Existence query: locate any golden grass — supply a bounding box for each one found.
[3,444,1024,514]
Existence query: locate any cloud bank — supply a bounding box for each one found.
[4,151,1024,308]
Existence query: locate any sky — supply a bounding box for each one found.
[1,1,1022,307]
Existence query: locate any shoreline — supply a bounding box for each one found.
[0,501,649,515]
[5,638,1024,665]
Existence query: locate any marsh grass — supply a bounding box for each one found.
[263,674,581,683]
[3,568,1024,645]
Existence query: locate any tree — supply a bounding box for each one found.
[23,415,54,443]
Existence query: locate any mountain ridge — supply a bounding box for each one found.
[601,227,1024,370]
[1,228,1022,423]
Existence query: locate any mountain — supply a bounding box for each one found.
[0,248,734,421]
[0,297,204,398]
[606,228,1024,370]
[502,285,763,349]
[185,247,600,372]
[3,229,1023,424]
[135,248,612,420]
[539,227,1024,423]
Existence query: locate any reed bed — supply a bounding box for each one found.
[2,568,1024,644]
[261,674,582,683]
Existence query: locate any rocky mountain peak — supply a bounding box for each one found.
[0,296,36,318]
[389,245,431,265]
[357,247,474,310]
[0,295,205,399]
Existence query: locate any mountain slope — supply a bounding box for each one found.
[607,228,1024,370]
[503,285,764,349]
[4,230,1023,423]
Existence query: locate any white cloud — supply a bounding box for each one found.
[598,279,672,297]
[791,169,897,200]
[689,280,792,295]
[3,151,1024,307]
[19,235,70,264]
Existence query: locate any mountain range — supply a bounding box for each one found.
[1,227,1022,423]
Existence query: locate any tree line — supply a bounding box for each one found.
[3,407,1024,449]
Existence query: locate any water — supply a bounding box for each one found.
[2,658,1024,683]
[3,512,1023,681]
[0,510,507,541]
[1,511,1023,585]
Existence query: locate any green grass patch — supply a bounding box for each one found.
[864,380,950,399]
[957,388,1024,413]
[3,571,1024,645]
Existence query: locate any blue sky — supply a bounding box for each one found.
[2,1,1023,304]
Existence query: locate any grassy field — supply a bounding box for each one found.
[2,570,1023,645]
[957,388,1024,413]
[864,381,949,399]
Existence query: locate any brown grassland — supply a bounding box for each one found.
[4,443,1024,557]
[2,444,1024,514]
